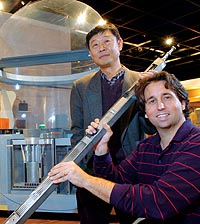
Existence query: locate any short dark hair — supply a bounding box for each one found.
[86,22,121,49]
[134,71,190,118]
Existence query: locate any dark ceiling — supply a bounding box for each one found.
[5,0,200,81]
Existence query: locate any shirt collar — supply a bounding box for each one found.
[101,69,125,86]
[155,119,194,144]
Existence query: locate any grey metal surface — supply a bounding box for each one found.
[0,50,90,69]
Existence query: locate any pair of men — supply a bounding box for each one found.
[69,22,155,224]
[49,22,200,223]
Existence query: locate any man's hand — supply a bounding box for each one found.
[48,160,115,204]
[86,118,113,156]
[138,70,156,79]
[48,161,90,187]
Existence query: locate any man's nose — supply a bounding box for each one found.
[157,101,165,110]
[99,43,105,51]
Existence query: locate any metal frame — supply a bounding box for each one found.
[0,49,98,87]
[0,49,90,68]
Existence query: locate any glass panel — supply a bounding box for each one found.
[0,0,103,129]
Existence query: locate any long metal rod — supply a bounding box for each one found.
[3,46,176,224]
[4,81,137,224]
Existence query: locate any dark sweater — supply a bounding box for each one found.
[94,119,200,223]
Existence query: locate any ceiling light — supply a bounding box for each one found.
[15,83,20,90]
[190,52,200,56]
[0,2,3,11]
[77,12,86,24]
[98,19,106,25]
[165,37,174,46]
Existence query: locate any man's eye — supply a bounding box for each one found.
[149,100,155,104]
[146,99,155,105]
[163,95,171,101]
[92,44,98,48]
[104,39,111,44]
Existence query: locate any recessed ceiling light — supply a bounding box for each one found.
[165,37,174,45]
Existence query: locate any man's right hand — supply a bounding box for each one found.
[86,118,113,156]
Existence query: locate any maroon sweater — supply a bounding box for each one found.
[101,73,124,165]
[94,120,200,223]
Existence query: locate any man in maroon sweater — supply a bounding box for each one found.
[49,71,200,223]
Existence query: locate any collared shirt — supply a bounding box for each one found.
[101,69,125,86]
[94,119,200,223]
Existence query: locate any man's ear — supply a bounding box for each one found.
[118,38,123,51]
[182,100,186,110]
